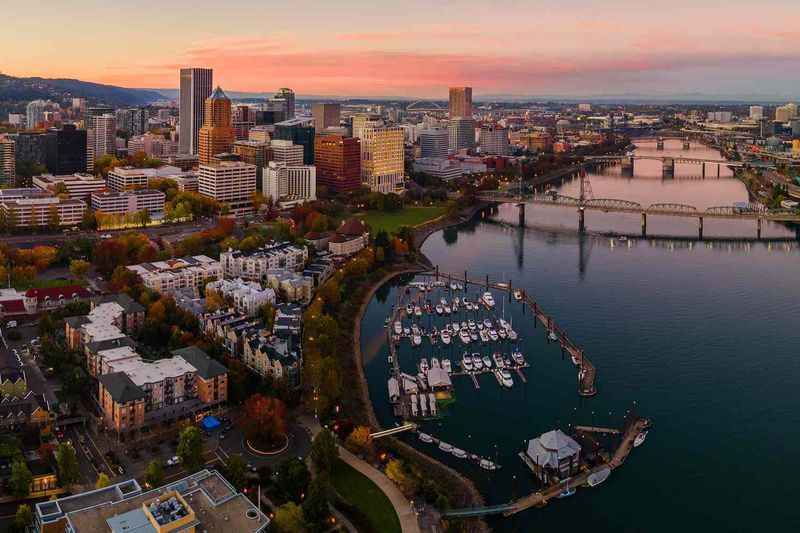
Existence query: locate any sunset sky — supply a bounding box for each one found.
[5,0,800,98]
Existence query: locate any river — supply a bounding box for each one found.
[359,140,800,531]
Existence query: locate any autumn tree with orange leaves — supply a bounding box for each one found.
[242,394,288,448]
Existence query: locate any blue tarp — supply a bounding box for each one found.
[201,416,221,431]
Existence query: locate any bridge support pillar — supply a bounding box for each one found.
[578,207,586,233]
[702,163,705,179]
[757,218,762,240]
[662,158,675,178]
[517,202,525,226]
[621,156,634,177]
[683,139,690,150]
[657,137,665,150]
[698,216,704,240]
[641,212,647,238]
[717,164,721,178]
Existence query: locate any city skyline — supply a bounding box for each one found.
[5,0,800,99]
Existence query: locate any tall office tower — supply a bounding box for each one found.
[273,88,295,119]
[55,125,88,174]
[0,136,15,185]
[179,67,213,154]
[775,103,798,122]
[448,87,473,119]
[232,105,256,140]
[26,100,51,130]
[314,134,361,193]
[93,114,117,160]
[270,140,304,166]
[86,129,95,173]
[263,161,317,206]
[273,118,315,164]
[448,117,476,153]
[351,114,383,140]
[749,106,764,120]
[116,108,148,136]
[85,106,114,130]
[360,126,404,194]
[13,131,58,173]
[312,103,341,131]
[418,128,449,158]
[479,125,510,155]
[198,87,235,165]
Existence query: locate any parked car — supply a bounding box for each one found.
[166,456,181,466]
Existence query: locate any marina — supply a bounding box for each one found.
[415,430,502,471]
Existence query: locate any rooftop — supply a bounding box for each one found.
[98,372,146,404]
[171,346,227,380]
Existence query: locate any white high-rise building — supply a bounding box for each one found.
[93,114,117,160]
[749,106,764,120]
[360,126,404,194]
[0,136,15,185]
[419,128,449,159]
[26,100,50,129]
[179,68,213,155]
[775,103,798,122]
[198,161,256,215]
[270,139,304,166]
[263,161,316,207]
[479,125,510,155]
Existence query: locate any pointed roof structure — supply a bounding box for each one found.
[526,429,581,468]
[209,86,229,100]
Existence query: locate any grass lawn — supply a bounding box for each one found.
[331,458,402,533]
[13,277,87,291]
[359,206,447,235]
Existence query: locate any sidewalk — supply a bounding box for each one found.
[300,416,421,533]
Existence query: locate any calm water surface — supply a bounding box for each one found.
[359,141,800,531]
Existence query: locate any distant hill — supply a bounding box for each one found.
[0,73,164,107]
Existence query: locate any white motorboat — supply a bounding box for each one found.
[450,282,458,291]
[459,329,471,344]
[480,459,498,471]
[468,320,477,331]
[512,351,525,366]
[393,321,402,335]
[498,328,508,340]
[443,305,452,314]
[493,352,504,368]
[410,394,418,416]
[419,358,429,372]
[431,357,440,369]
[414,306,422,317]
[460,321,468,330]
[470,331,479,342]
[403,327,410,336]
[435,305,443,315]
[440,297,448,306]
[406,304,414,315]
[489,329,499,342]
[482,291,496,308]
[441,330,451,345]
[472,353,483,370]
[513,289,523,301]
[451,448,467,459]
[508,329,518,341]
[483,318,493,329]
[499,318,510,330]
[461,353,473,371]
[587,466,611,487]
[465,301,473,311]
[571,354,580,365]
[479,329,490,343]
[452,301,459,313]
[383,318,389,328]
[412,334,422,347]
[418,432,434,443]
[438,441,453,453]
[482,355,492,369]
[442,359,452,373]
[548,331,559,342]
[452,322,460,333]
[500,369,514,388]
[633,431,648,448]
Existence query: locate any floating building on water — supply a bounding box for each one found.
[523,429,582,484]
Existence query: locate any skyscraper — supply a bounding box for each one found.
[56,125,88,175]
[449,87,473,119]
[448,117,476,153]
[479,125,510,155]
[314,134,361,193]
[274,118,315,165]
[26,100,50,130]
[93,114,117,160]
[179,68,213,155]
[85,106,114,131]
[418,128,449,158]
[351,114,383,140]
[0,136,15,185]
[198,87,235,165]
[273,88,296,119]
[360,126,404,194]
[312,103,341,131]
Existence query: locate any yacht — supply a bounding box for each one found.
[472,353,483,370]
[587,466,611,487]
[440,330,451,345]
[633,431,648,448]
[453,297,461,306]
[482,355,492,369]
[461,353,473,371]
[500,369,514,388]
[470,330,479,342]
[419,358,429,372]
[498,328,508,340]
[483,318,493,329]
[459,329,471,344]
[465,301,473,311]
[410,394,418,417]
[450,282,458,291]
[393,321,402,335]
[443,304,452,315]
[412,334,422,347]
[418,432,434,443]
[452,322,460,333]
[442,359,452,373]
[488,329,499,342]
[498,318,510,330]
[508,329,518,341]
[451,448,467,459]
[452,300,459,313]
[493,352,505,368]
[479,329,490,343]
[414,305,422,318]
[406,304,414,315]
[438,441,453,453]
[512,350,525,366]
[482,292,496,308]
[440,297,448,307]
[513,289,523,301]
[461,321,468,330]
[468,320,477,331]
[435,304,443,315]
[479,459,498,471]
[548,331,559,342]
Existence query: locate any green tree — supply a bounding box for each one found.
[224,453,247,490]
[81,208,96,230]
[38,313,56,337]
[9,458,32,498]
[275,458,310,501]
[176,426,203,473]
[258,302,275,331]
[47,205,61,231]
[145,460,164,488]
[272,502,307,533]
[69,259,91,278]
[55,442,80,486]
[13,504,32,533]
[309,429,338,477]
[138,209,151,228]
[95,473,111,488]
[301,476,330,529]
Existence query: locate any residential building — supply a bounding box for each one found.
[91,294,146,332]
[128,132,178,157]
[85,106,113,131]
[115,108,148,136]
[412,157,463,181]
[232,139,270,182]
[0,135,15,184]
[198,86,235,165]
[127,255,222,296]
[33,173,106,201]
[91,189,166,216]
[205,278,276,316]
[312,102,341,130]
[263,161,316,207]
[449,117,476,153]
[775,103,797,122]
[220,242,308,281]
[273,118,315,164]
[179,67,213,155]
[26,100,51,129]
[107,166,149,191]
[0,193,85,228]
[92,114,117,160]
[419,128,449,158]
[171,346,228,405]
[265,269,314,303]
[329,218,369,256]
[273,87,295,118]
[202,309,262,358]
[449,86,473,119]
[270,139,304,166]
[198,161,257,215]
[361,126,404,193]
[314,134,361,193]
[243,331,300,385]
[34,469,269,533]
[480,125,510,155]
